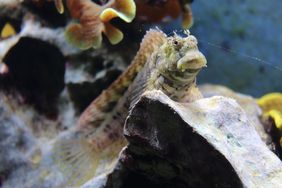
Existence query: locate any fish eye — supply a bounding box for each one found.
[172,40,181,50]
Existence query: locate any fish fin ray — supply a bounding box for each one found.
[53,138,99,186]
[127,63,152,109]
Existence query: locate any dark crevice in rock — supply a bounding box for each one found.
[0,37,65,118]
[107,164,188,188]
[67,69,122,113]
[0,6,24,36]
[22,0,67,27]
[84,56,105,75]
[0,18,22,37]
[263,118,282,159]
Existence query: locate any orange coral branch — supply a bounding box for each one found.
[135,0,193,29]
[135,0,181,23]
[54,0,64,14]
[64,0,136,49]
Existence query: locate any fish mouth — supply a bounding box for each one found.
[176,51,207,72]
[169,68,201,83]
[166,51,206,83]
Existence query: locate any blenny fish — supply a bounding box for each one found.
[54,29,207,186]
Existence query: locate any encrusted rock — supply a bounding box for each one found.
[199,84,272,147]
[1,37,65,117]
[102,90,282,188]
[0,94,35,187]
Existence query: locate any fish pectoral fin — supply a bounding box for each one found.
[127,63,152,109]
[53,138,99,187]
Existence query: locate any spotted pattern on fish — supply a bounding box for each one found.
[53,29,207,187]
[77,29,166,130]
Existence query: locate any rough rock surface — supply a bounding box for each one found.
[91,90,282,188]
[0,18,128,115]
[199,84,272,147]
[1,37,65,117]
[0,95,35,187]
[2,88,282,188]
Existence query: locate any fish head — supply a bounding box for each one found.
[156,30,207,84]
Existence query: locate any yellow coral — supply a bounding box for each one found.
[182,4,193,29]
[265,110,282,130]
[257,92,282,130]
[54,0,64,14]
[257,93,282,112]
[57,0,136,49]
[0,22,16,39]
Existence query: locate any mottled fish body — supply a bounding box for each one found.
[54,29,207,186]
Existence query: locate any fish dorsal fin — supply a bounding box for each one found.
[127,56,156,109]
[77,29,166,130]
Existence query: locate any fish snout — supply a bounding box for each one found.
[177,51,207,72]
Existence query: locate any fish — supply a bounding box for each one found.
[53,29,207,186]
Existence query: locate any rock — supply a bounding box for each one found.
[0,4,23,35]
[199,84,272,148]
[0,94,35,187]
[0,37,65,118]
[67,69,122,113]
[0,92,77,188]
[0,0,22,6]
[22,0,67,27]
[107,90,282,188]
[80,174,108,188]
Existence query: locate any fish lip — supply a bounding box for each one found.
[169,68,201,82]
[176,51,207,71]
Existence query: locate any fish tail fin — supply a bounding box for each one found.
[53,138,99,186]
